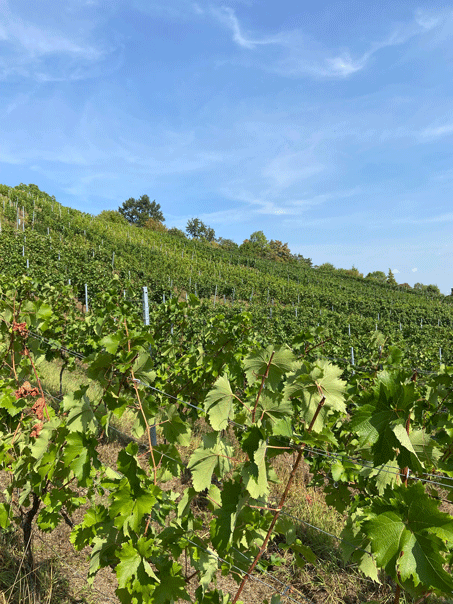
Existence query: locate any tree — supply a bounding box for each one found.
[217,237,238,251]
[318,262,336,272]
[338,265,363,278]
[239,231,270,259]
[294,254,312,267]
[167,227,187,239]
[249,231,269,250]
[269,240,292,262]
[97,210,129,225]
[387,269,397,285]
[186,218,216,241]
[118,195,164,226]
[143,218,167,233]
[365,271,387,283]
[426,284,441,295]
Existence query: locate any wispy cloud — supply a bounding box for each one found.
[211,6,445,79]
[210,6,280,49]
[420,123,453,139]
[393,212,453,225]
[262,151,324,188]
[0,0,114,81]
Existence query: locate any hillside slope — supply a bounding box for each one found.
[1,182,452,367]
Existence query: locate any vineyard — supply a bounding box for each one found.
[0,183,453,604]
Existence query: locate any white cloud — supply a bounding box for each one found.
[414,9,442,31]
[421,123,453,138]
[326,53,367,77]
[263,151,324,188]
[210,6,280,49]
[211,6,446,79]
[0,0,113,81]
[393,212,453,225]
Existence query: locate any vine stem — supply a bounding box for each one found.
[395,412,411,604]
[251,351,275,423]
[123,319,158,488]
[394,584,401,604]
[232,394,326,604]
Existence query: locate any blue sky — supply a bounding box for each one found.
[1,1,452,292]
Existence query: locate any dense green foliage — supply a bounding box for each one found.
[0,274,452,604]
[0,183,452,371]
[0,184,453,603]
[118,195,164,226]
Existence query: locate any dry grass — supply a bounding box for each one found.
[0,529,89,604]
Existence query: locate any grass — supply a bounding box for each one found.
[35,357,102,403]
[0,529,88,604]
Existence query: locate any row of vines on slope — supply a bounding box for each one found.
[0,275,452,603]
[0,185,453,368]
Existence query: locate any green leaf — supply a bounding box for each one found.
[153,443,184,480]
[62,432,97,482]
[161,405,192,446]
[204,376,235,431]
[29,417,59,462]
[290,540,317,565]
[366,483,453,594]
[100,332,123,354]
[110,484,158,534]
[152,561,190,603]
[116,541,141,588]
[359,459,399,495]
[188,433,234,492]
[275,515,297,545]
[115,538,158,590]
[241,439,269,498]
[63,389,98,434]
[255,391,292,427]
[210,480,244,552]
[244,345,295,391]
[36,303,52,320]
[409,430,441,467]
[0,503,11,528]
[194,587,231,604]
[284,359,346,432]
[0,386,26,417]
[392,424,417,457]
[197,548,219,593]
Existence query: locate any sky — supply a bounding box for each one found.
[1,0,453,293]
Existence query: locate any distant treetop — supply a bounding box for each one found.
[186,218,216,241]
[118,195,164,226]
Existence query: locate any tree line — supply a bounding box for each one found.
[98,194,441,292]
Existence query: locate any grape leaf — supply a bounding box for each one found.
[204,376,235,431]
[161,405,192,445]
[366,483,453,594]
[241,439,268,498]
[152,561,190,603]
[188,433,234,492]
[284,359,346,432]
[100,332,122,355]
[63,390,98,434]
[210,480,243,552]
[244,345,295,391]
